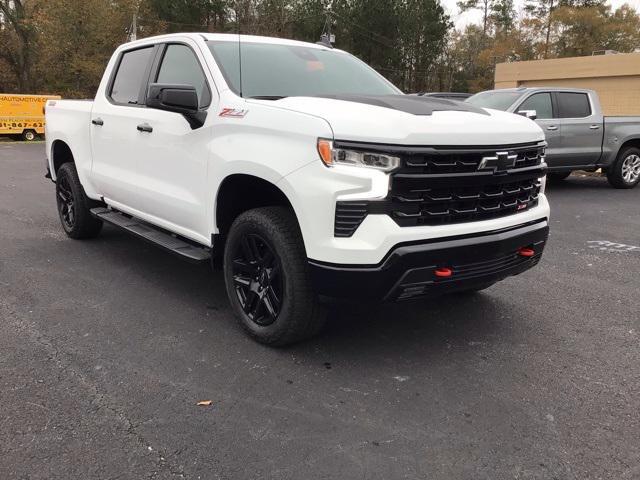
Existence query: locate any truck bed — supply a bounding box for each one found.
[45,100,94,183]
[601,116,640,166]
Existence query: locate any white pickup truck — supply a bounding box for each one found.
[45,33,550,345]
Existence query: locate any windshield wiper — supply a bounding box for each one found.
[248,95,287,100]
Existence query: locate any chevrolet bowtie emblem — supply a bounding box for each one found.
[478,151,518,171]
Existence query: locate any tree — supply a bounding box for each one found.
[144,0,230,32]
[457,0,492,34]
[490,0,516,33]
[34,0,137,97]
[0,0,39,91]
[552,3,640,57]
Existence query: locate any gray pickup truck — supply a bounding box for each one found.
[467,87,640,188]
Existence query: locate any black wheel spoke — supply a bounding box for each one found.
[261,292,277,319]
[265,286,280,311]
[245,292,261,318]
[231,231,283,327]
[267,264,280,281]
[233,275,251,288]
[233,258,257,276]
[261,248,274,267]
[241,235,260,263]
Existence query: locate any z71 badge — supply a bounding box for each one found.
[219,108,248,118]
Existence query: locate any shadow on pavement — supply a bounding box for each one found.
[90,225,507,357]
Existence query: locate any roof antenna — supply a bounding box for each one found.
[316,12,335,48]
[237,8,243,98]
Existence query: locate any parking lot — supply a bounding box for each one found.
[1,142,639,479]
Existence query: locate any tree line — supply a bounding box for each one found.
[1,0,639,98]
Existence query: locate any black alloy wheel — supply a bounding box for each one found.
[223,206,327,346]
[231,233,283,326]
[56,173,76,231]
[54,162,103,239]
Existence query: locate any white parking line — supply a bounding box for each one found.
[587,240,640,253]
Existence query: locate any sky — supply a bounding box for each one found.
[442,0,640,29]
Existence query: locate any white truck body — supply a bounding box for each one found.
[45,33,550,345]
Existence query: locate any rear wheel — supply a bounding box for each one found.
[223,206,326,346]
[21,129,37,141]
[55,162,103,239]
[607,147,640,189]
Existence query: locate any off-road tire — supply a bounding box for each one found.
[607,146,640,189]
[55,162,103,239]
[223,206,326,346]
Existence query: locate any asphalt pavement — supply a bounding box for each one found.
[1,142,638,479]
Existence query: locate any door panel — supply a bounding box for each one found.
[129,108,211,237]
[556,92,603,168]
[133,42,215,241]
[91,45,156,210]
[90,104,151,209]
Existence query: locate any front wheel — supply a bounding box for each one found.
[223,207,326,346]
[607,147,640,189]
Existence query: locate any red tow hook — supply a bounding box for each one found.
[434,267,453,278]
[518,247,536,257]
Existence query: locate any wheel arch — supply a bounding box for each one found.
[51,139,75,175]
[617,137,640,156]
[213,174,301,259]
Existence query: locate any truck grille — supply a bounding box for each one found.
[334,141,546,236]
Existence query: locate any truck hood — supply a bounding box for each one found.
[259,95,545,146]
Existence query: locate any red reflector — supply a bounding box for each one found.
[434,267,453,278]
[518,247,535,257]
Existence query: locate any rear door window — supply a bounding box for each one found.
[156,44,211,108]
[518,93,554,119]
[110,47,154,105]
[557,92,591,118]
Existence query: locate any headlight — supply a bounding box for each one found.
[317,139,400,172]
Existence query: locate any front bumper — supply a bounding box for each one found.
[309,218,549,301]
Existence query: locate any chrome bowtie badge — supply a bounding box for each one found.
[478,151,518,171]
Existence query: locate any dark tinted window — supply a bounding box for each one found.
[519,93,553,119]
[110,47,154,105]
[156,44,210,107]
[207,41,400,98]
[557,92,591,118]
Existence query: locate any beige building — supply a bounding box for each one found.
[494,52,640,115]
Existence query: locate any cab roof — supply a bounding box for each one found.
[122,32,335,52]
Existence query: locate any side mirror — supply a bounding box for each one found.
[517,109,537,121]
[147,83,206,129]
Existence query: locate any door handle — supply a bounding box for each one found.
[546,125,558,131]
[589,124,600,129]
[91,118,104,126]
[136,123,153,133]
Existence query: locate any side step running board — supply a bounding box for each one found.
[90,207,211,263]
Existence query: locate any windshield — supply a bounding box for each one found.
[466,91,524,111]
[207,41,401,98]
